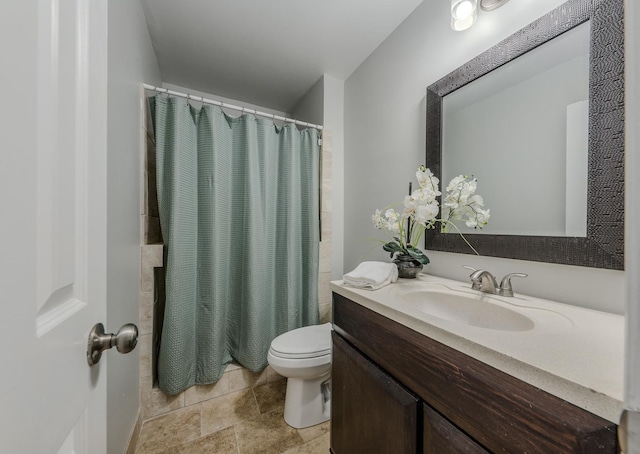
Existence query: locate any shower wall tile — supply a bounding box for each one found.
[319,241,332,273]
[321,211,332,241]
[318,133,333,320]
[140,372,151,393]
[321,181,332,212]
[319,302,332,325]
[139,333,153,380]
[322,129,332,153]
[322,148,332,181]
[143,243,163,266]
[318,272,332,305]
[184,373,230,406]
[144,215,162,245]
[139,291,153,336]
[141,244,163,292]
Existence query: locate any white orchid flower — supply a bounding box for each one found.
[415,202,439,224]
[373,166,488,261]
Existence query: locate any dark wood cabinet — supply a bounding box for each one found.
[331,332,419,454]
[331,292,618,454]
[423,403,489,453]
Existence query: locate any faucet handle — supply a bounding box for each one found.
[463,266,481,290]
[499,273,528,297]
[462,265,482,291]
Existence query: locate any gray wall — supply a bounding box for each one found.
[107,1,161,452]
[344,0,625,314]
[292,76,324,127]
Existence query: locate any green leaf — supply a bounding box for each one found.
[383,242,402,253]
[407,246,430,265]
[383,242,407,259]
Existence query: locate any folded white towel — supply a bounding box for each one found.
[343,261,398,290]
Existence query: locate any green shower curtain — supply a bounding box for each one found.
[152,96,320,396]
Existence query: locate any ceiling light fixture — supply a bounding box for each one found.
[480,0,511,12]
[450,0,477,31]
[451,0,512,31]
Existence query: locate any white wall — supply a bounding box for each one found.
[344,0,625,314]
[107,1,161,453]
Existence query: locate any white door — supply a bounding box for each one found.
[0,0,109,452]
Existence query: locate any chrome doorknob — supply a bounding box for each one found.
[87,323,139,366]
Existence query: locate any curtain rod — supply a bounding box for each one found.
[143,83,323,131]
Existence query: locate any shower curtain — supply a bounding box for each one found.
[151,96,320,396]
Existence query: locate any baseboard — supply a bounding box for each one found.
[124,410,142,454]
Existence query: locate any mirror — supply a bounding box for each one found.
[443,22,589,237]
[426,0,624,270]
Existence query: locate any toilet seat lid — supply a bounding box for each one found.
[270,323,332,359]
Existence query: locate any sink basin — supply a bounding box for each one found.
[400,290,534,332]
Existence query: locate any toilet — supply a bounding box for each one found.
[267,322,332,429]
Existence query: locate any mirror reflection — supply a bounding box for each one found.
[442,22,590,237]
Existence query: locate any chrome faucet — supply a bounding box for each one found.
[463,266,527,297]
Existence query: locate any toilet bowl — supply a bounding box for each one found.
[267,322,332,429]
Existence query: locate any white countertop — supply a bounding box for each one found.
[330,273,624,423]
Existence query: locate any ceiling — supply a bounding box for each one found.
[140,0,424,113]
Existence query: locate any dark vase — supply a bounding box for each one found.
[393,254,424,279]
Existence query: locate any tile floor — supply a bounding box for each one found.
[134,379,330,453]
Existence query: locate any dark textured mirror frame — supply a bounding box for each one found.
[426,0,624,270]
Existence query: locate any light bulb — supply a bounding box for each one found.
[451,0,477,31]
[453,0,473,20]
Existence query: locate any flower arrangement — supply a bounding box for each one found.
[372,166,490,268]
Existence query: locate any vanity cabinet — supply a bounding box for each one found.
[330,292,618,454]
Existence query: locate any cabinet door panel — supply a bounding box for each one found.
[423,403,489,454]
[331,332,419,454]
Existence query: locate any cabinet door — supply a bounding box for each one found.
[423,404,489,454]
[331,332,419,454]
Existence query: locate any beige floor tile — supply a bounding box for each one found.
[296,420,330,444]
[252,379,286,414]
[201,389,260,435]
[283,432,330,454]
[162,427,238,454]
[229,367,268,392]
[184,373,230,406]
[136,406,201,453]
[265,365,283,383]
[235,411,305,454]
